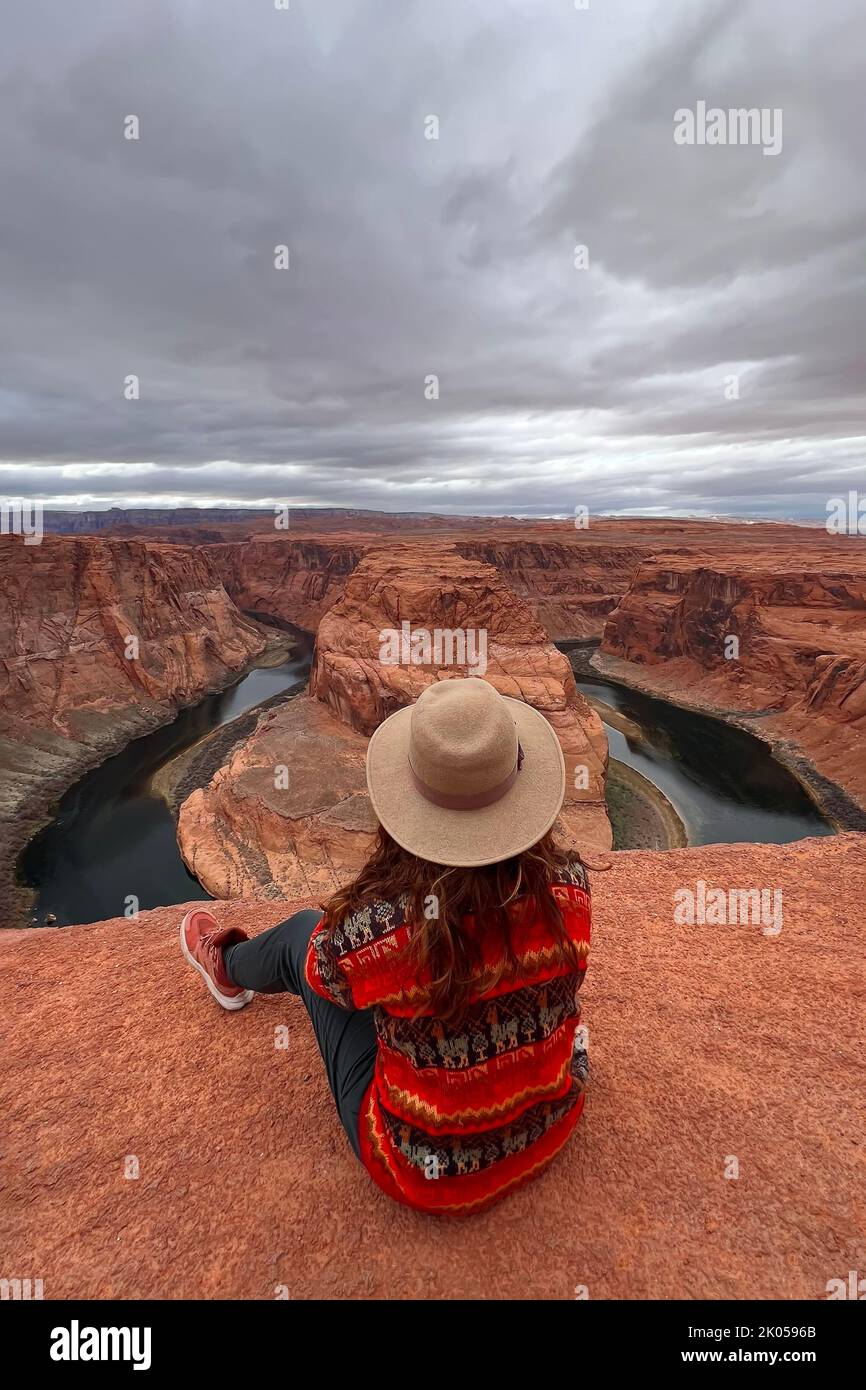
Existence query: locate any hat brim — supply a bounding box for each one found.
[365,695,566,868]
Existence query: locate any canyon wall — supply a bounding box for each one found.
[597,547,866,817]
[453,537,651,639]
[206,536,365,631]
[201,516,851,643]
[0,534,273,925]
[178,543,611,900]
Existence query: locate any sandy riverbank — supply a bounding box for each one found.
[574,686,687,849]
[606,758,688,850]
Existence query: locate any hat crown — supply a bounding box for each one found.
[409,678,518,796]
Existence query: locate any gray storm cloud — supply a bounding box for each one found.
[0,0,863,518]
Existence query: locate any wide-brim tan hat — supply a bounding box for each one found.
[366,676,566,867]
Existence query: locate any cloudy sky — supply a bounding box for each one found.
[1,0,863,518]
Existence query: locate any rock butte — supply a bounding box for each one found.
[178,544,612,900]
[2,835,863,1299]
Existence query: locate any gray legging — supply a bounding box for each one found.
[224,910,377,1158]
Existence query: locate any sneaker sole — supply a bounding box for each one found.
[179,912,254,1012]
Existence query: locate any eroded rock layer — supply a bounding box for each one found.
[598,548,866,816]
[453,538,652,639]
[207,536,364,632]
[0,534,271,924]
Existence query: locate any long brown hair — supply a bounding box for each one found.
[321,825,581,1022]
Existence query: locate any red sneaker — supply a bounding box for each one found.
[180,909,254,1011]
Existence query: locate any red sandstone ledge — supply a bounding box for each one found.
[3,834,863,1300]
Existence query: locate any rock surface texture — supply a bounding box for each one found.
[0,535,271,925]
[598,547,866,819]
[178,544,611,898]
[178,694,376,901]
[2,834,862,1299]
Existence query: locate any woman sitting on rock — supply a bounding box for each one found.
[181,677,595,1215]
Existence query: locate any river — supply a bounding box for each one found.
[20,628,314,927]
[568,661,832,848]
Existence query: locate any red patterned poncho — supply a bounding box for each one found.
[305,861,591,1215]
